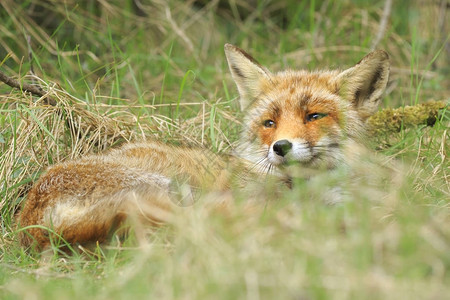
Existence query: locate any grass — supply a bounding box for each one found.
[0,0,449,299]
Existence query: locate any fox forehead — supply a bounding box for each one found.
[266,70,341,93]
[250,70,345,118]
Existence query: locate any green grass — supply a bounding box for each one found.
[0,0,449,299]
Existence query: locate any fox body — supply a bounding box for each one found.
[19,44,390,249]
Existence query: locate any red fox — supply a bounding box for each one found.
[19,44,390,250]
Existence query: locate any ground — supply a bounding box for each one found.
[0,1,449,299]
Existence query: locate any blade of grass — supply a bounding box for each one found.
[159,42,174,105]
[175,69,195,120]
[20,104,57,142]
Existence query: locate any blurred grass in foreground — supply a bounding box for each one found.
[0,0,449,299]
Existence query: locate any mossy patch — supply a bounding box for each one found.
[367,100,448,135]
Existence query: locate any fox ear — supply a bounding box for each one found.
[338,50,390,119]
[224,44,271,110]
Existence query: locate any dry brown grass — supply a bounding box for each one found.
[0,1,449,298]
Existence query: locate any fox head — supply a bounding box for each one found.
[224,44,390,173]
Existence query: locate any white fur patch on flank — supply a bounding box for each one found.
[42,172,172,229]
[43,199,100,229]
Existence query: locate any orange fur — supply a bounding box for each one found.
[19,45,390,250]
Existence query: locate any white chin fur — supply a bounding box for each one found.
[268,139,313,165]
[267,151,285,165]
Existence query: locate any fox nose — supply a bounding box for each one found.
[273,139,292,157]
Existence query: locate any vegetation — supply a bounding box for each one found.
[0,0,448,299]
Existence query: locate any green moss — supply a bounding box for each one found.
[367,100,448,135]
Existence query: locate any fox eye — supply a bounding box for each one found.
[263,120,276,128]
[306,113,328,122]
